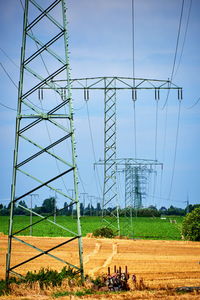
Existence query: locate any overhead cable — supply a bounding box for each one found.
[0,61,49,112]
[167,100,182,201]
[0,101,16,111]
[174,0,193,78]
[186,96,200,109]
[0,63,18,89]
[0,47,19,69]
[86,101,102,197]
[131,0,137,159]
[162,0,185,110]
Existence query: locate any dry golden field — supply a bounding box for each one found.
[0,235,200,299]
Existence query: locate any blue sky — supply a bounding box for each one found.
[0,0,199,210]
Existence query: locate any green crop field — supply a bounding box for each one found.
[0,215,183,240]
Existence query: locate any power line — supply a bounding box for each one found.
[170,0,185,80]
[0,101,16,111]
[186,96,200,109]
[152,99,159,204]
[174,0,193,78]
[131,0,137,159]
[0,61,49,112]
[162,0,185,110]
[0,63,18,89]
[85,101,102,197]
[131,0,135,84]
[148,193,187,204]
[167,100,182,201]
[132,101,137,158]
[160,1,185,205]
[0,47,19,69]
[154,100,159,160]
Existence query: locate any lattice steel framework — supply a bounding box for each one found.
[6,0,84,282]
[125,164,151,210]
[124,163,135,237]
[97,158,162,237]
[46,77,182,235]
[123,161,158,236]
[102,78,119,233]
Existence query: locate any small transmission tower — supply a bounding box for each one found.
[6,0,84,281]
[97,158,162,237]
[49,77,182,236]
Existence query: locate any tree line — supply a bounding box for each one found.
[0,197,199,217]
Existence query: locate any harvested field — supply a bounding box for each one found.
[0,235,200,298]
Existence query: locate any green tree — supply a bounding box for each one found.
[15,200,28,215]
[41,197,55,214]
[182,207,200,241]
[186,204,200,213]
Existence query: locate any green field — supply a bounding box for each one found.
[0,215,183,240]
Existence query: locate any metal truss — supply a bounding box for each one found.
[124,163,153,236]
[47,77,182,235]
[6,0,84,282]
[102,78,119,234]
[124,163,135,237]
[97,158,162,237]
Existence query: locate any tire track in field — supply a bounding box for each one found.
[84,242,101,265]
[90,241,118,275]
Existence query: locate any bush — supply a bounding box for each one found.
[25,266,79,289]
[182,207,200,241]
[93,227,114,238]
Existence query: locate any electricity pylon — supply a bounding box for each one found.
[97,158,163,237]
[6,0,84,282]
[50,77,182,235]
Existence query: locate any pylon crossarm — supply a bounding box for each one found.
[50,76,182,91]
[96,158,163,167]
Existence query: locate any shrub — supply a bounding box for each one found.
[93,227,114,238]
[24,266,79,289]
[182,207,200,241]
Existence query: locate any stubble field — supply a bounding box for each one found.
[0,234,200,299]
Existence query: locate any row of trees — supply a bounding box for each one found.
[0,198,199,217]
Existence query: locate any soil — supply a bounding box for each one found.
[0,235,200,299]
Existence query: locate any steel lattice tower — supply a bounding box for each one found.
[123,160,158,236]
[46,77,182,236]
[103,78,119,234]
[98,158,162,237]
[6,0,84,282]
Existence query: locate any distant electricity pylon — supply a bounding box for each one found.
[96,158,163,237]
[48,77,182,235]
[6,0,84,282]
